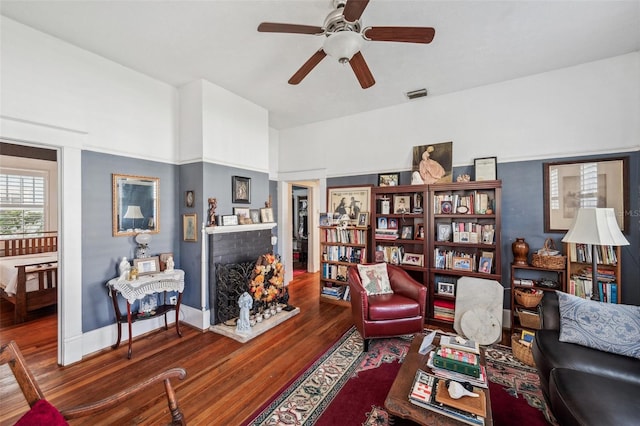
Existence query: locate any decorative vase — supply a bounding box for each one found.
[512,237,529,265]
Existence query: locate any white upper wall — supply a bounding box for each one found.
[277,52,640,177]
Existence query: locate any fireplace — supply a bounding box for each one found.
[208,225,274,325]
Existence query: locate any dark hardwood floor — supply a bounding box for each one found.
[0,272,354,425]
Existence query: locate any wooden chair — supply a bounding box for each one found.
[0,340,187,425]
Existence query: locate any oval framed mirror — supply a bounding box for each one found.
[112,174,160,236]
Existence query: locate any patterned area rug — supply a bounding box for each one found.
[247,328,555,425]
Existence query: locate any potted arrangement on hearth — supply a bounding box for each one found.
[248,253,286,320]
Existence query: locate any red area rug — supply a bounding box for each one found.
[247,328,556,425]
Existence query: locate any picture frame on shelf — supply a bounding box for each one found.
[377,217,388,229]
[388,218,398,229]
[380,197,391,214]
[159,252,173,271]
[441,201,453,214]
[543,157,628,232]
[232,175,251,204]
[374,250,385,262]
[415,224,425,239]
[411,142,453,184]
[183,213,197,242]
[234,207,251,224]
[452,256,472,271]
[393,195,411,214]
[319,213,330,226]
[437,223,451,241]
[401,225,414,240]
[327,185,372,222]
[250,209,261,224]
[185,190,195,208]
[478,256,492,274]
[402,252,423,267]
[474,157,497,181]
[437,281,455,296]
[357,212,369,227]
[221,214,238,226]
[133,256,160,276]
[260,207,274,223]
[378,172,400,187]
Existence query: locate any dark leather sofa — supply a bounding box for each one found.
[347,264,427,351]
[532,291,640,425]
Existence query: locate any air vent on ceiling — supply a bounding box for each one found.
[405,89,428,100]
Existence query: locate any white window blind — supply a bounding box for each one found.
[0,172,46,236]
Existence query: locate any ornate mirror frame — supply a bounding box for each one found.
[112,173,160,236]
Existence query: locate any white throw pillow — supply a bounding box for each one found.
[356,263,393,296]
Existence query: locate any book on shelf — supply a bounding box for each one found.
[439,335,480,355]
[408,369,485,426]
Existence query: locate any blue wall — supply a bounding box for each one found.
[328,151,640,306]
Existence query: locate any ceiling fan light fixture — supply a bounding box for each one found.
[323,31,363,63]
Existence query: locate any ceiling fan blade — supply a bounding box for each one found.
[364,26,435,44]
[343,0,370,22]
[288,50,327,85]
[349,51,375,89]
[258,22,324,35]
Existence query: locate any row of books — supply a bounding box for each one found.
[568,276,618,303]
[374,228,399,240]
[322,227,367,244]
[321,285,350,301]
[433,299,455,322]
[448,222,495,244]
[433,249,476,270]
[322,245,365,263]
[321,263,348,281]
[433,192,493,215]
[567,243,618,265]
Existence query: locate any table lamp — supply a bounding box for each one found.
[123,205,144,230]
[561,208,628,301]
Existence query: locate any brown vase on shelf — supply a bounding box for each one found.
[512,238,529,265]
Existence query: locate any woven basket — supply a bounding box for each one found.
[515,289,544,308]
[531,238,566,270]
[517,308,541,329]
[511,335,535,367]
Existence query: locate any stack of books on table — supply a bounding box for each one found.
[321,285,346,300]
[408,369,486,426]
[427,335,488,389]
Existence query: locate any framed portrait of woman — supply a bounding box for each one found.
[411,142,453,184]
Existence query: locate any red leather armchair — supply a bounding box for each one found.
[347,264,427,351]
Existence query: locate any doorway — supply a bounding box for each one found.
[292,185,308,276]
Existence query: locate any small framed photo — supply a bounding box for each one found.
[415,224,425,239]
[437,223,451,242]
[401,225,414,240]
[478,256,493,274]
[393,195,410,214]
[221,214,238,226]
[452,256,472,271]
[357,212,369,227]
[185,190,195,208]
[374,250,385,262]
[402,252,423,266]
[440,201,453,214]
[388,218,398,229]
[377,217,388,229]
[234,207,252,224]
[378,173,400,187]
[437,281,455,296]
[183,213,197,242]
[232,175,251,204]
[260,207,274,223]
[250,209,261,224]
[319,213,330,226]
[474,156,497,181]
[133,256,160,276]
[159,252,173,271]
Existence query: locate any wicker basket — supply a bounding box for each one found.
[511,335,535,367]
[515,288,544,308]
[531,238,566,270]
[517,307,541,329]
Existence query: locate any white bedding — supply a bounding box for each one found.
[0,253,58,296]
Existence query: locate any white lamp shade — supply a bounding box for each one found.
[562,208,629,246]
[323,31,363,61]
[135,233,152,245]
[123,205,144,219]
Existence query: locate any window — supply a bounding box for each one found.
[0,172,46,236]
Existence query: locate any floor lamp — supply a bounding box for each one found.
[561,208,629,301]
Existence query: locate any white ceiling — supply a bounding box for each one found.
[1,1,639,130]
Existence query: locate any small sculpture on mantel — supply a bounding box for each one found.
[208,197,217,226]
[237,292,253,333]
[165,256,175,272]
[118,257,131,280]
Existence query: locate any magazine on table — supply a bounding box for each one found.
[408,369,485,426]
[439,335,480,355]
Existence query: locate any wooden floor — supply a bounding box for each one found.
[0,272,354,425]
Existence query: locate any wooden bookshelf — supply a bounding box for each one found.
[564,243,622,303]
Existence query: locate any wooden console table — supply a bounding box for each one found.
[107,269,185,359]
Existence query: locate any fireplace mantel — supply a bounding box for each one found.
[205,223,276,235]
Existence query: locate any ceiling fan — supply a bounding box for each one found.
[257,0,435,89]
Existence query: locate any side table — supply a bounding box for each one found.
[106,269,185,359]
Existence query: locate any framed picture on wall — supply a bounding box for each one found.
[232,176,251,204]
[185,190,195,208]
[474,157,497,181]
[327,185,372,222]
[543,157,628,232]
[183,213,197,241]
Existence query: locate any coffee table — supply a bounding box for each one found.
[384,333,493,425]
